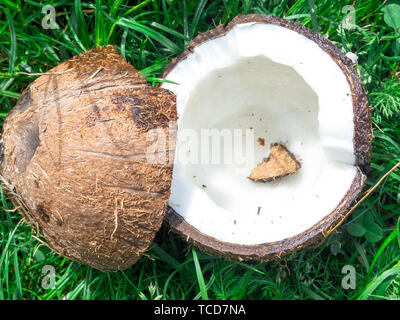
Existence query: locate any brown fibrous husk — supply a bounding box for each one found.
[0,45,177,271]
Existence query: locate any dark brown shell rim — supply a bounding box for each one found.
[163,14,372,260]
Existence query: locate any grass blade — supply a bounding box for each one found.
[357,264,400,299]
[192,248,208,300]
[366,228,398,280]
[0,89,20,99]
[3,8,16,73]
[150,22,189,41]
[189,0,207,38]
[74,0,91,49]
[122,0,152,17]
[116,18,181,54]
[95,0,107,47]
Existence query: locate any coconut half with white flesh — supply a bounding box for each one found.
[162,15,371,259]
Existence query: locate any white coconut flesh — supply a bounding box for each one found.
[162,22,357,245]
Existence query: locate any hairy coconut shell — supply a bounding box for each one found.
[0,45,177,271]
[163,14,372,261]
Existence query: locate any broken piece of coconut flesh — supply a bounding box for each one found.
[249,143,301,182]
[162,17,369,247]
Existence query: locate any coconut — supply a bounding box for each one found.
[1,14,372,269]
[0,45,177,271]
[161,15,371,260]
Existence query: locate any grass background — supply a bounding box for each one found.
[0,0,399,300]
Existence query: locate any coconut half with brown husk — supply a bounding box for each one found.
[161,14,371,260]
[0,45,177,271]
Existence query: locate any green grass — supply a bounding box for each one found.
[0,0,399,300]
